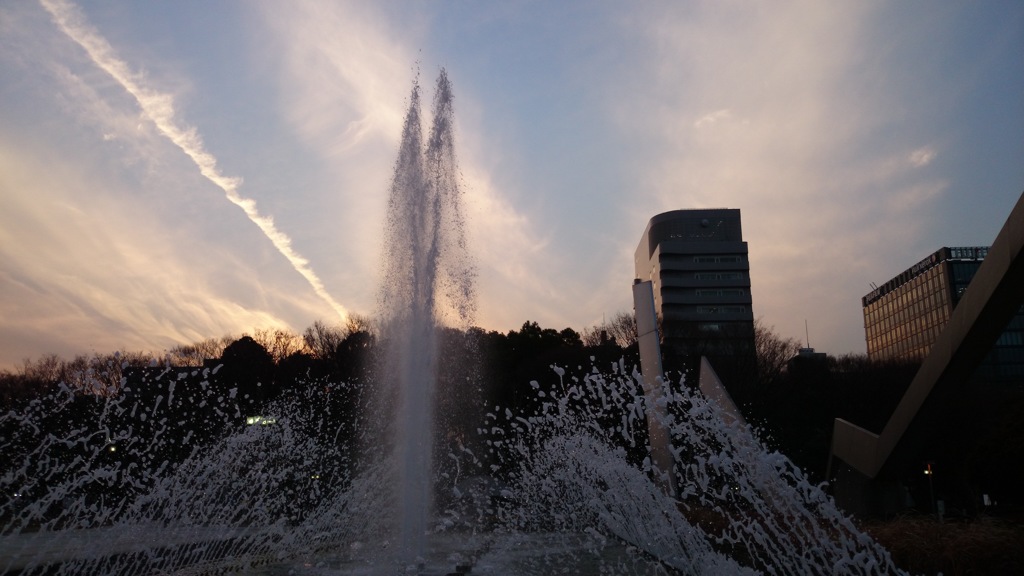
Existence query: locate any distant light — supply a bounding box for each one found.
[246,416,277,426]
[109,446,117,452]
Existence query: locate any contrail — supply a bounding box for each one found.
[40,0,349,323]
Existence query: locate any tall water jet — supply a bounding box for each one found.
[377,68,475,562]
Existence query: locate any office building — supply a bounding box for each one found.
[862,246,1024,382]
[635,209,756,390]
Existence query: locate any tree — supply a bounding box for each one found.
[303,320,346,361]
[0,367,57,410]
[581,311,638,348]
[217,336,276,412]
[52,352,154,396]
[168,336,234,366]
[754,318,803,393]
[558,327,583,349]
[607,311,639,348]
[252,328,304,364]
[20,353,62,383]
[345,313,373,336]
[334,329,375,383]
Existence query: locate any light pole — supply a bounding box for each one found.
[923,461,938,521]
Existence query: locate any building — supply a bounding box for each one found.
[862,246,1024,382]
[787,347,828,379]
[634,209,756,391]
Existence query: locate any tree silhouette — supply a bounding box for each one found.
[217,336,276,415]
[302,320,347,361]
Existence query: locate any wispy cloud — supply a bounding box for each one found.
[694,109,734,129]
[253,1,414,318]
[0,140,301,365]
[40,0,349,323]
[909,146,936,168]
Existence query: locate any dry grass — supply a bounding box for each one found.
[865,515,1024,575]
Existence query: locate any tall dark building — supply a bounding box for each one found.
[635,209,756,392]
[863,246,1024,383]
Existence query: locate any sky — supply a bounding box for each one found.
[1,0,1022,370]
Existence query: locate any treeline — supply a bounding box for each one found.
[0,315,927,472]
[0,313,639,410]
[4,315,1019,520]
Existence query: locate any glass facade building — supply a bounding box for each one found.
[863,246,1024,383]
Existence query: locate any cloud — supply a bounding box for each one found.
[694,109,734,129]
[458,161,564,329]
[256,2,412,159]
[40,0,349,323]
[0,140,302,367]
[0,2,343,368]
[251,1,420,319]
[908,146,936,168]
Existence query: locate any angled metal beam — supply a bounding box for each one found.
[831,190,1024,479]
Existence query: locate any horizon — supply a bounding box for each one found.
[2,1,1022,371]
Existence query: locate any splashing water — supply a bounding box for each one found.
[0,359,902,574]
[0,70,903,575]
[483,362,902,574]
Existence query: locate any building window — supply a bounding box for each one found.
[693,256,743,263]
[695,289,746,296]
[694,272,744,280]
[696,306,747,314]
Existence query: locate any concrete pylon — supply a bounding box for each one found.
[633,279,676,496]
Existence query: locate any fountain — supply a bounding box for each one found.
[376,67,475,564]
[0,70,904,575]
